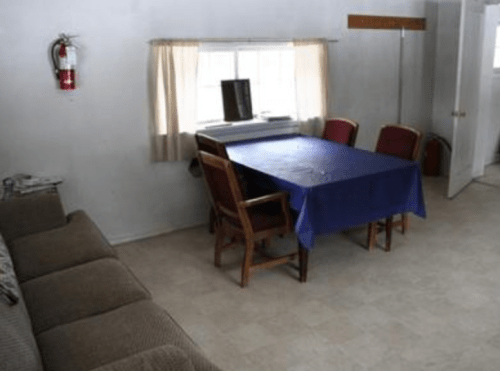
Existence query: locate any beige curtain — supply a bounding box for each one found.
[293,39,329,137]
[149,41,200,162]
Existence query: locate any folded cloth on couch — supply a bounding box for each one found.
[0,233,44,371]
[0,233,19,305]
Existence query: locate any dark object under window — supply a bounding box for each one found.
[221,79,253,122]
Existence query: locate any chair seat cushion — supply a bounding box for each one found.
[36,300,222,371]
[9,210,117,283]
[21,258,151,335]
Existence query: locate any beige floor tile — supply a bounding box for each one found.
[395,307,450,337]
[225,323,278,354]
[242,342,303,371]
[289,299,340,327]
[191,290,242,316]
[256,311,312,339]
[312,313,364,345]
[347,304,392,331]
[368,320,422,351]
[368,353,416,371]
[115,172,500,371]
[338,332,390,369]
[446,282,493,310]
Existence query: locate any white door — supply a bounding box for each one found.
[448,0,484,198]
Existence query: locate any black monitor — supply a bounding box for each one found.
[221,79,253,122]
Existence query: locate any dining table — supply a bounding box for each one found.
[226,134,426,280]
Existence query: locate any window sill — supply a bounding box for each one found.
[197,119,300,142]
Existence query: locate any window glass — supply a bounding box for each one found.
[196,51,235,123]
[494,25,500,69]
[196,43,296,125]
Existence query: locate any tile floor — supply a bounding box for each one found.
[476,162,500,189]
[116,172,500,371]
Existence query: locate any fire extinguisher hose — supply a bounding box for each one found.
[51,38,64,80]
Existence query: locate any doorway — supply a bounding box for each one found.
[431,0,499,198]
[474,4,500,179]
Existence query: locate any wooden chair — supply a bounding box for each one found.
[195,133,229,234]
[322,118,359,147]
[195,132,229,159]
[198,150,305,287]
[368,124,422,251]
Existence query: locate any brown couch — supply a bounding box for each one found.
[0,193,222,371]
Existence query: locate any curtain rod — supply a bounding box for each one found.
[149,38,339,45]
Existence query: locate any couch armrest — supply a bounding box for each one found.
[0,193,66,243]
[88,345,196,371]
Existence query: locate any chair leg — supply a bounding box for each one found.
[209,207,216,234]
[401,213,409,234]
[214,226,224,267]
[385,216,393,252]
[241,240,255,288]
[367,222,377,251]
[298,243,308,283]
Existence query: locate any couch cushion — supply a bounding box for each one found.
[0,234,43,371]
[89,345,196,371]
[21,258,151,335]
[37,300,222,371]
[0,193,66,243]
[9,210,116,283]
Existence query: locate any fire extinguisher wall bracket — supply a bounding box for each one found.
[51,34,77,91]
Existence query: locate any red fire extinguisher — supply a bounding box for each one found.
[51,34,77,90]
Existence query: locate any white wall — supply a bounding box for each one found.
[0,0,435,243]
[330,2,436,148]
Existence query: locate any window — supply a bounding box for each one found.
[494,25,500,70]
[196,43,297,124]
[148,39,327,161]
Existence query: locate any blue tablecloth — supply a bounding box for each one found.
[226,134,426,250]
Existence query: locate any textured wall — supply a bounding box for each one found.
[0,0,435,243]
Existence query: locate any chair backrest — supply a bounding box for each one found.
[375,124,422,161]
[198,151,244,220]
[195,133,229,159]
[322,118,359,147]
